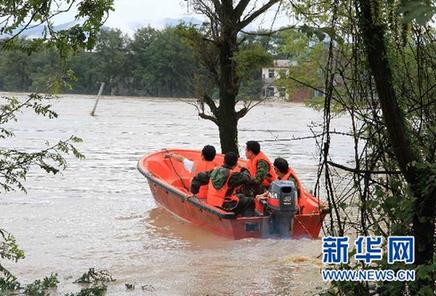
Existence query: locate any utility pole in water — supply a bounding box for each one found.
[90,82,105,116]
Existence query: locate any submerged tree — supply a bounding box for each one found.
[182,0,280,154]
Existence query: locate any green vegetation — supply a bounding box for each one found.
[283,0,435,295]
[0,27,197,97]
[65,286,107,296]
[0,26,276,101]
[0,94,84,294]
[65,268,115,296]
[0,0,113,294]
[1,0,434,295]
[24,274,59,296]
[275,29,327,98]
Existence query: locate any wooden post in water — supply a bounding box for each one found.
[90,82,105,116]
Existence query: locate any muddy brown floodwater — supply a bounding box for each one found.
[0,94,354,295]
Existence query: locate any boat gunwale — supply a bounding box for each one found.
[137,155,239,220]
[137,150,324,222]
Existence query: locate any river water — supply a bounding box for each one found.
[0,94,353,295]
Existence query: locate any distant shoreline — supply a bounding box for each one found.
[0,91,305,106]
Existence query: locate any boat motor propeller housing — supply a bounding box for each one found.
[265,180,298,238]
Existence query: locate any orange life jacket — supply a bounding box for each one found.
[282,169,294,181]
[281,167,302,199]
[207,167,238,207]
[192,160,217,199]
[246,151,277,187]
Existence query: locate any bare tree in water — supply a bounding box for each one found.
[182,0,281,154]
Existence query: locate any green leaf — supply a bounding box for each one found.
[399,0,436,25]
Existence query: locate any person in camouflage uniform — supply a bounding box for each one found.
[191,152,255,216]
[243,141,277,196]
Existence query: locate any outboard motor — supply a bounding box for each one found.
[265,180,298,238]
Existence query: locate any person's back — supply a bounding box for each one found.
[206,166,236,206]
[165,145,217,199]
[191,145,217,199]
[191,152,254,216]
[192,160,217,199]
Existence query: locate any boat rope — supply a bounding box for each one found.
[162,148,190,193]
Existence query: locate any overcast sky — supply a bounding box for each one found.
[104,0,293,34]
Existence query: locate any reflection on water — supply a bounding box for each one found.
[0,94,354,295]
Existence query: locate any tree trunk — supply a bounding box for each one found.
[217,26,240,154]
[357,0,435,275]
[192,1,281,154]
[217,99,239,154]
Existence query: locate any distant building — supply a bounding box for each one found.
[261,59,315,102]
[261,59,291,100]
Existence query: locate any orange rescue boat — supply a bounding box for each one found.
[137,149,327,239]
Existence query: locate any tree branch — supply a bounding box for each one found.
[184,100,219,125]
[201,94,219,115]
[235,106,248,119]
[241,25,296,36]
[238,0,281,30]
[327,161,401,175]
[198,112,218,124]
[234,0,250,19]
